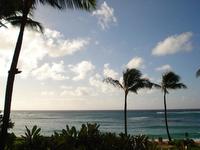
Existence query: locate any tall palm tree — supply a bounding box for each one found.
[0,0,96,149]
[160,71,187,141]
[196,69,200,78]
[104,68,154,135]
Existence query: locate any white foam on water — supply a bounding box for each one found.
[129,117,149,121]
[156,111,200,114]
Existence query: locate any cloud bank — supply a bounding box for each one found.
[0,25,89,79]
[32,61,68,80]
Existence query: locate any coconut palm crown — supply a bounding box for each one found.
[161,71,187,92]
[160,71,187,141]
[104,68,155,135]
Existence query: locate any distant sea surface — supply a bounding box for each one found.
[10,109,200,139]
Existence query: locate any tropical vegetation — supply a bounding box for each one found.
[104,68,156,136]
[1,123,199,150]
[157,71,187,142]
[0,0,20,28]
[0,0,96,149]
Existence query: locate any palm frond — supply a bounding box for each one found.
[168,83,187,89]
[196,69,200,78]
[128,78,153,93]
[152,83,161,89]
[38,0,96,11]
[6,16,43,32]
[103,77,123,89]
[0,0,22,17]
[26,18,44,33]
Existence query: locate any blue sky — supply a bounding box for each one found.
[0,0,199,110]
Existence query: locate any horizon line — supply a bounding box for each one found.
[8,108,200,111]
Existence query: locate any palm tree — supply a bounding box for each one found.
[104,68,154,135]
[0,0,96,149]
[160,71,187,141]
[196,69,200,78]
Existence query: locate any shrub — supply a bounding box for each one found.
[5,123,200,150]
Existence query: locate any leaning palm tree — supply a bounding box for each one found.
[104,68,154,135]
[0,0,96,149]
[160,71,187,141]
[196,69,200,78]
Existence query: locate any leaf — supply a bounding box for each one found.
[103,77,123,89]
[25,126,31,137]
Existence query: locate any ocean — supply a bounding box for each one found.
[10,109,200,139]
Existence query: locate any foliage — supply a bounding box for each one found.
[196,69,200,78]
[0,113,16,149]
[6,123,183,150]
[0,123,199,149]
[0,112,14,131]
[16,125,46,150]
[161,71,187,93]
[49,123,101,150]
[104,68,155,93]
[170,139,200,150]
[0,0,20,27]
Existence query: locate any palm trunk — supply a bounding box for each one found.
[0,13,27,150]
[164,90,171,142]
[124,90,128,136]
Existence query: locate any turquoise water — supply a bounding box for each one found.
[10,109,200,139]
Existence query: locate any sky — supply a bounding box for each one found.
[0,0,200,110]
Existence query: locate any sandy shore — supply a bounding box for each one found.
[153,140,200,149]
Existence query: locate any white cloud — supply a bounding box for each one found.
[45,28,89,57]
[152,32,193,56]
[60,86,94,97]
[92,1,117,30]
[126,57,145,69]
[103,64,118,79]
[89,73,116,93]
[41,91,55,96]
[138,89,158,95]
[155,64,172,72]
[0,25,89,78]
[32,61,68,80]
[69,61,95,81]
